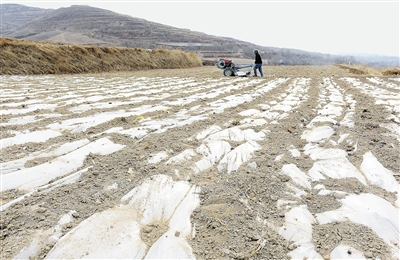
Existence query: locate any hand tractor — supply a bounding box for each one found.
[217,58,253,77]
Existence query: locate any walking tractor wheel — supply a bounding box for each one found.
[217,60,226,69]
[223,68,234,76]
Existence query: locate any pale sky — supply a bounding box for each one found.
[2,0,399,57]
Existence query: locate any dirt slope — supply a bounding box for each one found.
[1,66,399,259]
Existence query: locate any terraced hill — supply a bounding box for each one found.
[4,5,232,49]
[0,4,53,33]
[3,4,356,66]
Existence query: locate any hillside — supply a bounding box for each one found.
[4,5,225,49]
[2,4,398,68]
[0,37,203,75]
[2,4,350,66]
[0,4,53,33]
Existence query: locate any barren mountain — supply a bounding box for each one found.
[3,4,348,65]
[4,4,230,49]
[0,4,53,34]
[2,4,398,68]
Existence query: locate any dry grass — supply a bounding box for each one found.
[0,37,203,75]
[381,67,400,76]
[337,64,400,76]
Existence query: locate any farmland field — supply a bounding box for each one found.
[1,65,399,259]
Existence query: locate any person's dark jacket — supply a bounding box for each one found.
[255,53,262,64]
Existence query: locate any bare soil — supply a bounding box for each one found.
[1,65,399,259]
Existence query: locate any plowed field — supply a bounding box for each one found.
[1,65,399,259]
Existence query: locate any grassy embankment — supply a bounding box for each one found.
[337,64,400,76]
[2,37,398,76]
[0,37,203,75]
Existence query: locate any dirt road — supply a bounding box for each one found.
[1,65,399,259]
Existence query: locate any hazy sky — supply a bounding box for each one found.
[3,0,399,56]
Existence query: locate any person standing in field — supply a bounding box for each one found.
[253,50,264,77]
